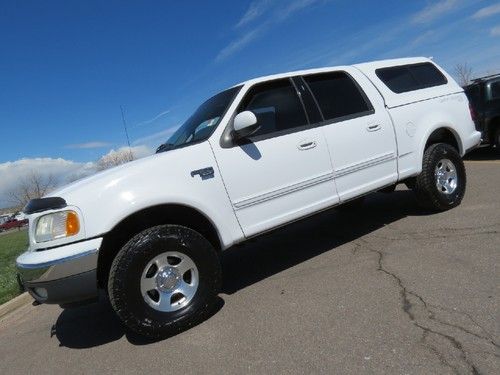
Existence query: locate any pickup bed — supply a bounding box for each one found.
[17,57,481,338]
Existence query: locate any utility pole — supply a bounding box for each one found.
[120,105,133,161]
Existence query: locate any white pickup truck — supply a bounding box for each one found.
[17,57,481,337]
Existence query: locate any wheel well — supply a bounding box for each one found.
[425,128,460,153]
[489,117,500,140]
[96,204,222,289]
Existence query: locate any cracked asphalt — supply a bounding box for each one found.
[0,150,498,374]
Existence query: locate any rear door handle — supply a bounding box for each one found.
[367,124,381,132]
[298,140,317,150]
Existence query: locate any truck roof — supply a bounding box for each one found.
[236,56,462,109]
[470,73,500,83]
[236,57,430,86]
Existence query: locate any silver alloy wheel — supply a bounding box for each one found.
[140,251,199,312]
[435,158,458,195]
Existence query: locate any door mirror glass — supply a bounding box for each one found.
[233,110,259,139]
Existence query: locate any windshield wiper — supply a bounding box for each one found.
[156,143,176,153]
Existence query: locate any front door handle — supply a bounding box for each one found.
[367,124,381,132]
[298,140,317,150]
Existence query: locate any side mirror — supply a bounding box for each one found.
[233,110,259,139]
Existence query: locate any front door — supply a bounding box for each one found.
[211,78,338,237]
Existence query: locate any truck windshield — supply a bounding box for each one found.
[157,85,242,153]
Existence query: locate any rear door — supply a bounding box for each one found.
[211,78,338,237]
[299,68,398,201]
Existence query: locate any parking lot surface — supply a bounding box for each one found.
[0,151,498,374]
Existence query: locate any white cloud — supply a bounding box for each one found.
[0,158,91,208]
[0,145,154,208]
[472,3,500,19]
[65,141,111,149]
[217,0,324,62]
[277,0,320,21]
[412,0,458,24]
[491,25,500,36]
[134,109,171,127]
[132,127,179,147]
[235,0,273,28]
[215,28,263,62]
[410,30,436,47]
[102,145,154,160]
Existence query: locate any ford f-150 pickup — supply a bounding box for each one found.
[16,57,481,338]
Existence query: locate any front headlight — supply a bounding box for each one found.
[35,210,80,243]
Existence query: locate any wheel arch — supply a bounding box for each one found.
[96,203,223,289]
[419,125,463,167]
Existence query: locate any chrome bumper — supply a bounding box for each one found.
[16,238,102,305]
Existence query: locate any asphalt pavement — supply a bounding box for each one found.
[0,148,498,374]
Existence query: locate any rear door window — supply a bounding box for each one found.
[302,71,373,121]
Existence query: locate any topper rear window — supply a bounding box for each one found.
[376,62,448,94]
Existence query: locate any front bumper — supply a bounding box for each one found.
[16,238,102,305]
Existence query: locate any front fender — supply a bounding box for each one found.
[55,142,244,249]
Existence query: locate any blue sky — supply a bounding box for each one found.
[1,0,499,207]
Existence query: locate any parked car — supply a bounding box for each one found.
[464,74,500,149]
[17,57,481,338]
[0,218,28,232]
[0,214,10,226]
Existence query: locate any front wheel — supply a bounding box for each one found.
[413,143,466,211]
[108,225,221,338]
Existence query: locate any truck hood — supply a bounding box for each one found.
[49,146,190,205]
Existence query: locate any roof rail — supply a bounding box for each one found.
[471,73,500,82]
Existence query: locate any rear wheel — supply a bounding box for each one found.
[108,224,221,338]
[494,127,500,152]
[413,143,466,211]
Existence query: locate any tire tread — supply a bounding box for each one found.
[108,225,221,338]
[413,143,466,211]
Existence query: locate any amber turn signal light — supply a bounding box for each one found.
[66,211,80,236]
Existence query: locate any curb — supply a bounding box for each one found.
[0,293,32,319]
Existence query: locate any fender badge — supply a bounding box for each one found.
[190,167,215,180]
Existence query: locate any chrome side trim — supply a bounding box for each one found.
[233,172,334,210]
[334,152,396,178]
[399,151,413,158]
[232,152,396,210]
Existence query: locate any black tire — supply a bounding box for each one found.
[108,224,221,338]
[413,143,466,211]
[379,184,396,194]
[404,177,416,190]
[494,127,500,152]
